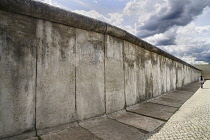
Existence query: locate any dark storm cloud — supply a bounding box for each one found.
[155,38,176,46]
[137,0,210,38]
[155,27,177,46]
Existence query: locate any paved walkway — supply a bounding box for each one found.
[148,80,210,140]
[23,81,203,140]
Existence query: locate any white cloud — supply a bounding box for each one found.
[93,0,98,3]
[123,0,167,25]
[70,0,91,9]
[107,13,124,26]
[155,23,210,64]
[144,26,178,45]
[73,9,136,34]
[132,0,210,38]
[123,0,210,64]
[40,0,53,5]
[176,23,210,45]
[34,0,210,64]
[181,56,207,65]
[35,0,71,10]
[121,25,136,35]
[73,10,108,21]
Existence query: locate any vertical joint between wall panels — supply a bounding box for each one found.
[104,25,107,114]
[35,35,38,137]
[75,29,77,118]
[123,41,127,109]
[104,34,107,114]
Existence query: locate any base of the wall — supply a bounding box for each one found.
[36,122,78,136]
[1,131,36,140]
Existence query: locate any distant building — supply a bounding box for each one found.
[194,64,210,79]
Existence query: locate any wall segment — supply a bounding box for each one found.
[76,29,105,120]
[36,19,77,130]
[0,0,201,139]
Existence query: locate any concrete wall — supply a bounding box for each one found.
[0,0,201,139]
[76,29,105,120]
[36,20,76,131]
[105,35,125,113]
[0,10,36,139]
[194,64,210,79]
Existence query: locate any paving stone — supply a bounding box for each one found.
[2,132,36,140]
[148,80,210,140]
[24,82,202,140]
[109,112,165,132]
[24,137,38,140]
[177,86,199,93]
[186,85,200,90]
[128,102,178,121]
[80,117,146,140]
[163,91,194,101]
[41,126,101,140]
[149,96,185,108]
[188,82,201,87]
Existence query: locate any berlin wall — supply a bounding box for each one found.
[0,0,201,139]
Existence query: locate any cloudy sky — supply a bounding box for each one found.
[35,0,210,65]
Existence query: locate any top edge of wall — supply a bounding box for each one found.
[194,64,210,66]
[0,0,200,71]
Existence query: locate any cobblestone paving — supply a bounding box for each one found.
[148,80,210,140]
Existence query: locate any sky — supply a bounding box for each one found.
[35,0,210,65]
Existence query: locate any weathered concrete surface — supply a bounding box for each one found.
[194,64,210,79]
[80,116,146,140]
[151,53,162,97]
[0,0,201,71]
[169,59,177,91]
[41,126,101,140]
[124,41,159,105]
[36,20,76,131]
[76,29,105,120]
[0,10,36,138]
[0,0,107,34]
[0,0,202,139]
[138,47,146,101]
[105,35,125,113]
[128,102,178,121]
[124,41,140,106]
[109,112,165,132]
[176,63,186,88]
[166,58,173,93]
[160,56,167,94]
[179,64,186,87]
[144,50,153,99]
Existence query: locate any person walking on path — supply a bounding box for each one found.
[199,76,205,88]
